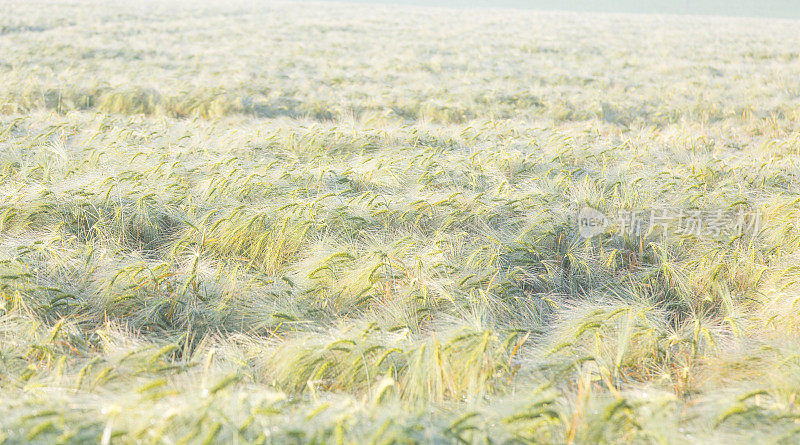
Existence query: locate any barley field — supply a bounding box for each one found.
[2,1,800,443]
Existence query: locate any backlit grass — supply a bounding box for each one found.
[2,1,800,443]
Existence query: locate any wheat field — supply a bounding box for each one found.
[2,1,800,443]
